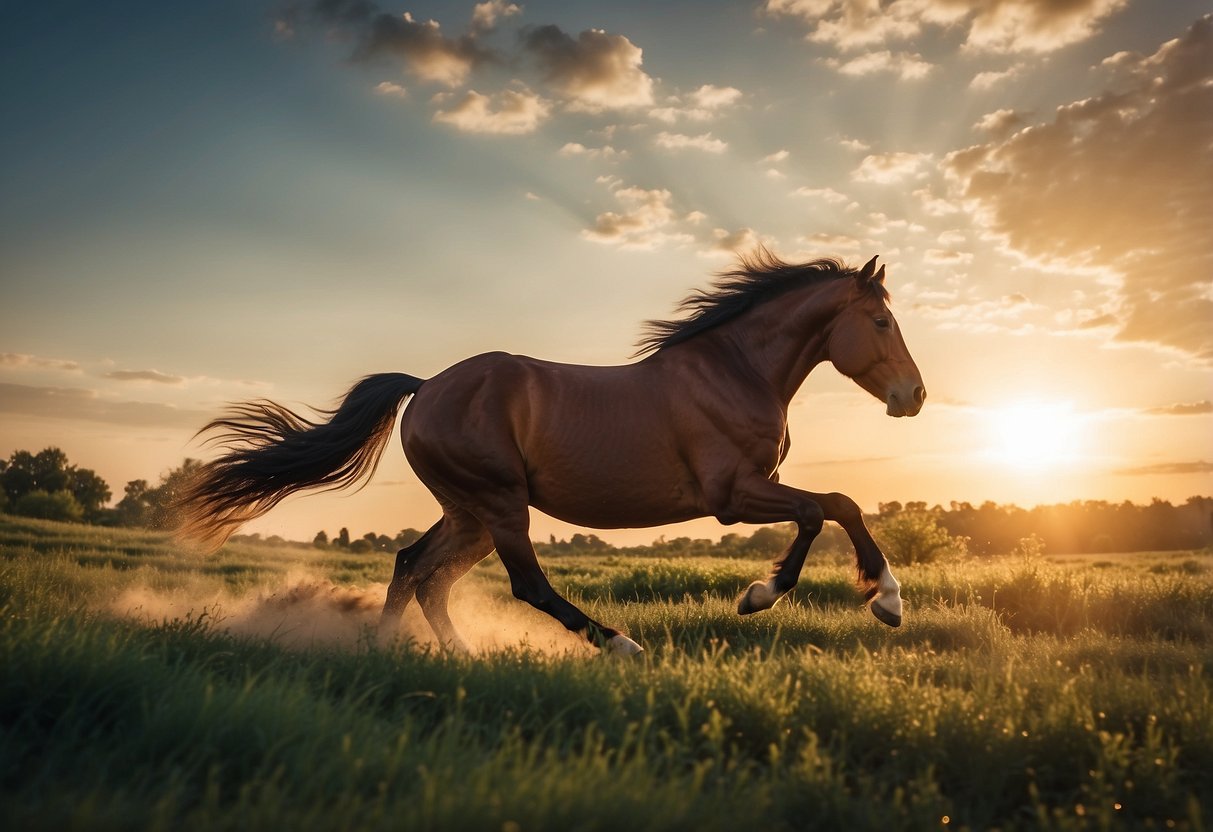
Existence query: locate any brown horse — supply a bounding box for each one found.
[177,251,925,654]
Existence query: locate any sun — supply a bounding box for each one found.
[986,401,1085,470]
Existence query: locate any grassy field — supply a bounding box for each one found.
[2,515,1211,831]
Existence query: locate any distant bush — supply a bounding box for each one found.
[874,510,966,565]
[13,489,85,523]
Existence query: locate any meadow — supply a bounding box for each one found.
[2,514,1211,831]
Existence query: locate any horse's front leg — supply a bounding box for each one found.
[804,491,902,627]
[725,479,902,627]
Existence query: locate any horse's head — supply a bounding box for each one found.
[827,256,926,418]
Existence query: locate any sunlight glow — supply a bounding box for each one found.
[986,401,1085,470]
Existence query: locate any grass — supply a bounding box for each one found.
[1,514,1211,830]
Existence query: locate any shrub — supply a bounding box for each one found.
[12,489,85,522]
[874,511,966,565]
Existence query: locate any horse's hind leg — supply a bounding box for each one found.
[482,508,643,655]
[414,528,494,652]
[379,512,490,644]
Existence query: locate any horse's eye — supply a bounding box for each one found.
[874,317,891,330]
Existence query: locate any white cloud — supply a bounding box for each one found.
[824,50,933,80]
[852,151,932,183]
[432,88,549,134]
[970,63,1025,90]
[470,0,521,33]
[649,84,743,123]
[374,81,408,98]
[654,131,728,153]
[792,185,850,204]
[558,142,624,160]
[0,352,81,372]
[763,149,790,163]
[582,184,694,249]
[942,16,1213,362]
[764,0,1130,55]
[974,107,1026,137]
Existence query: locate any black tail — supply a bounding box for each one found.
[175,372,425,550]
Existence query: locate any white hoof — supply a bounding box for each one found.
[738,579,780,615]
[605,634,644,656]
[871,567,903,628]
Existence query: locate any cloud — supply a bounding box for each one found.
[470,0,520,33]
[651,84,744,123]
[763,149,790,164]
[705,227,772,257]
[973,107,1025,137]
[302,2,494,87]
[942,16,1213,363]
[1115,460,1213,476]
[104,369,186,385]
[824,50,932,80]
[914,294,1039,334]
[582,184,693,249]
[764,0,1129,54]
[1145,401,1213,416]
[521,25,655,111]
[798,232,861,253]
[374,80,408,97]
[0,383,207,430]
[923,249,974,265]
[852,151,932,183]
[432,87,549,134]
[654,131,727,153]
[0,352,81,372]
[558,142,624,160]
[792,185,850,204]
[970,63,1025,90]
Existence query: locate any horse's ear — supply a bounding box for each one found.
[858,255,879,280]
[873,264,886,285]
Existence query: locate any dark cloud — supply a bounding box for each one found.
[520,25,654,111]
[1146,400,1213,416]
[0,383,207,430]
[298,0,494,86]
[943,15,1213,363]
[1115,460,1213,476]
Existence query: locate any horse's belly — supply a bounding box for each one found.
[527,451,706,529]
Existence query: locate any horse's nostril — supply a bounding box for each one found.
[913,386,926,405]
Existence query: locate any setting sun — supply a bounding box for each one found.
[987,402,1084,470]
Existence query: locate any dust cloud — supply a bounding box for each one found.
[108,572,592,656]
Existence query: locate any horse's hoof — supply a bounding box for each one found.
[737,580,777,616]
[870,600,902,628]
[605,633,644,656]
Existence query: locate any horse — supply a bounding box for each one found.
[176,251,926,655]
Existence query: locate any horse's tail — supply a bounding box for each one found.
[174,372,425,550]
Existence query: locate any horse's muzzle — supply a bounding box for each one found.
[886,384,926,418]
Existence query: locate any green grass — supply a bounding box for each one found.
[1,514,1211,830]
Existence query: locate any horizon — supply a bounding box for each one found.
[2,0,1211,546]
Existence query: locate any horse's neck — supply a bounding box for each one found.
[703,284,843,404]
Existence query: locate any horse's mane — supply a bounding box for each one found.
[635,248,889,356]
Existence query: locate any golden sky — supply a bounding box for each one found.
[1,0,1210,544]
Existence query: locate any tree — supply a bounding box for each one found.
[336,527,351,549]
[874,511,963,565]
[13,489,85,522]
[1,447,110,520]
[112,460,204,530]
[313,530,329,548]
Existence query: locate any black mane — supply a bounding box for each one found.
[635,249,889,356]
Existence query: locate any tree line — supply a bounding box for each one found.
[2,447,1210,558]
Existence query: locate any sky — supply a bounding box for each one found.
[2,0,1211,545]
